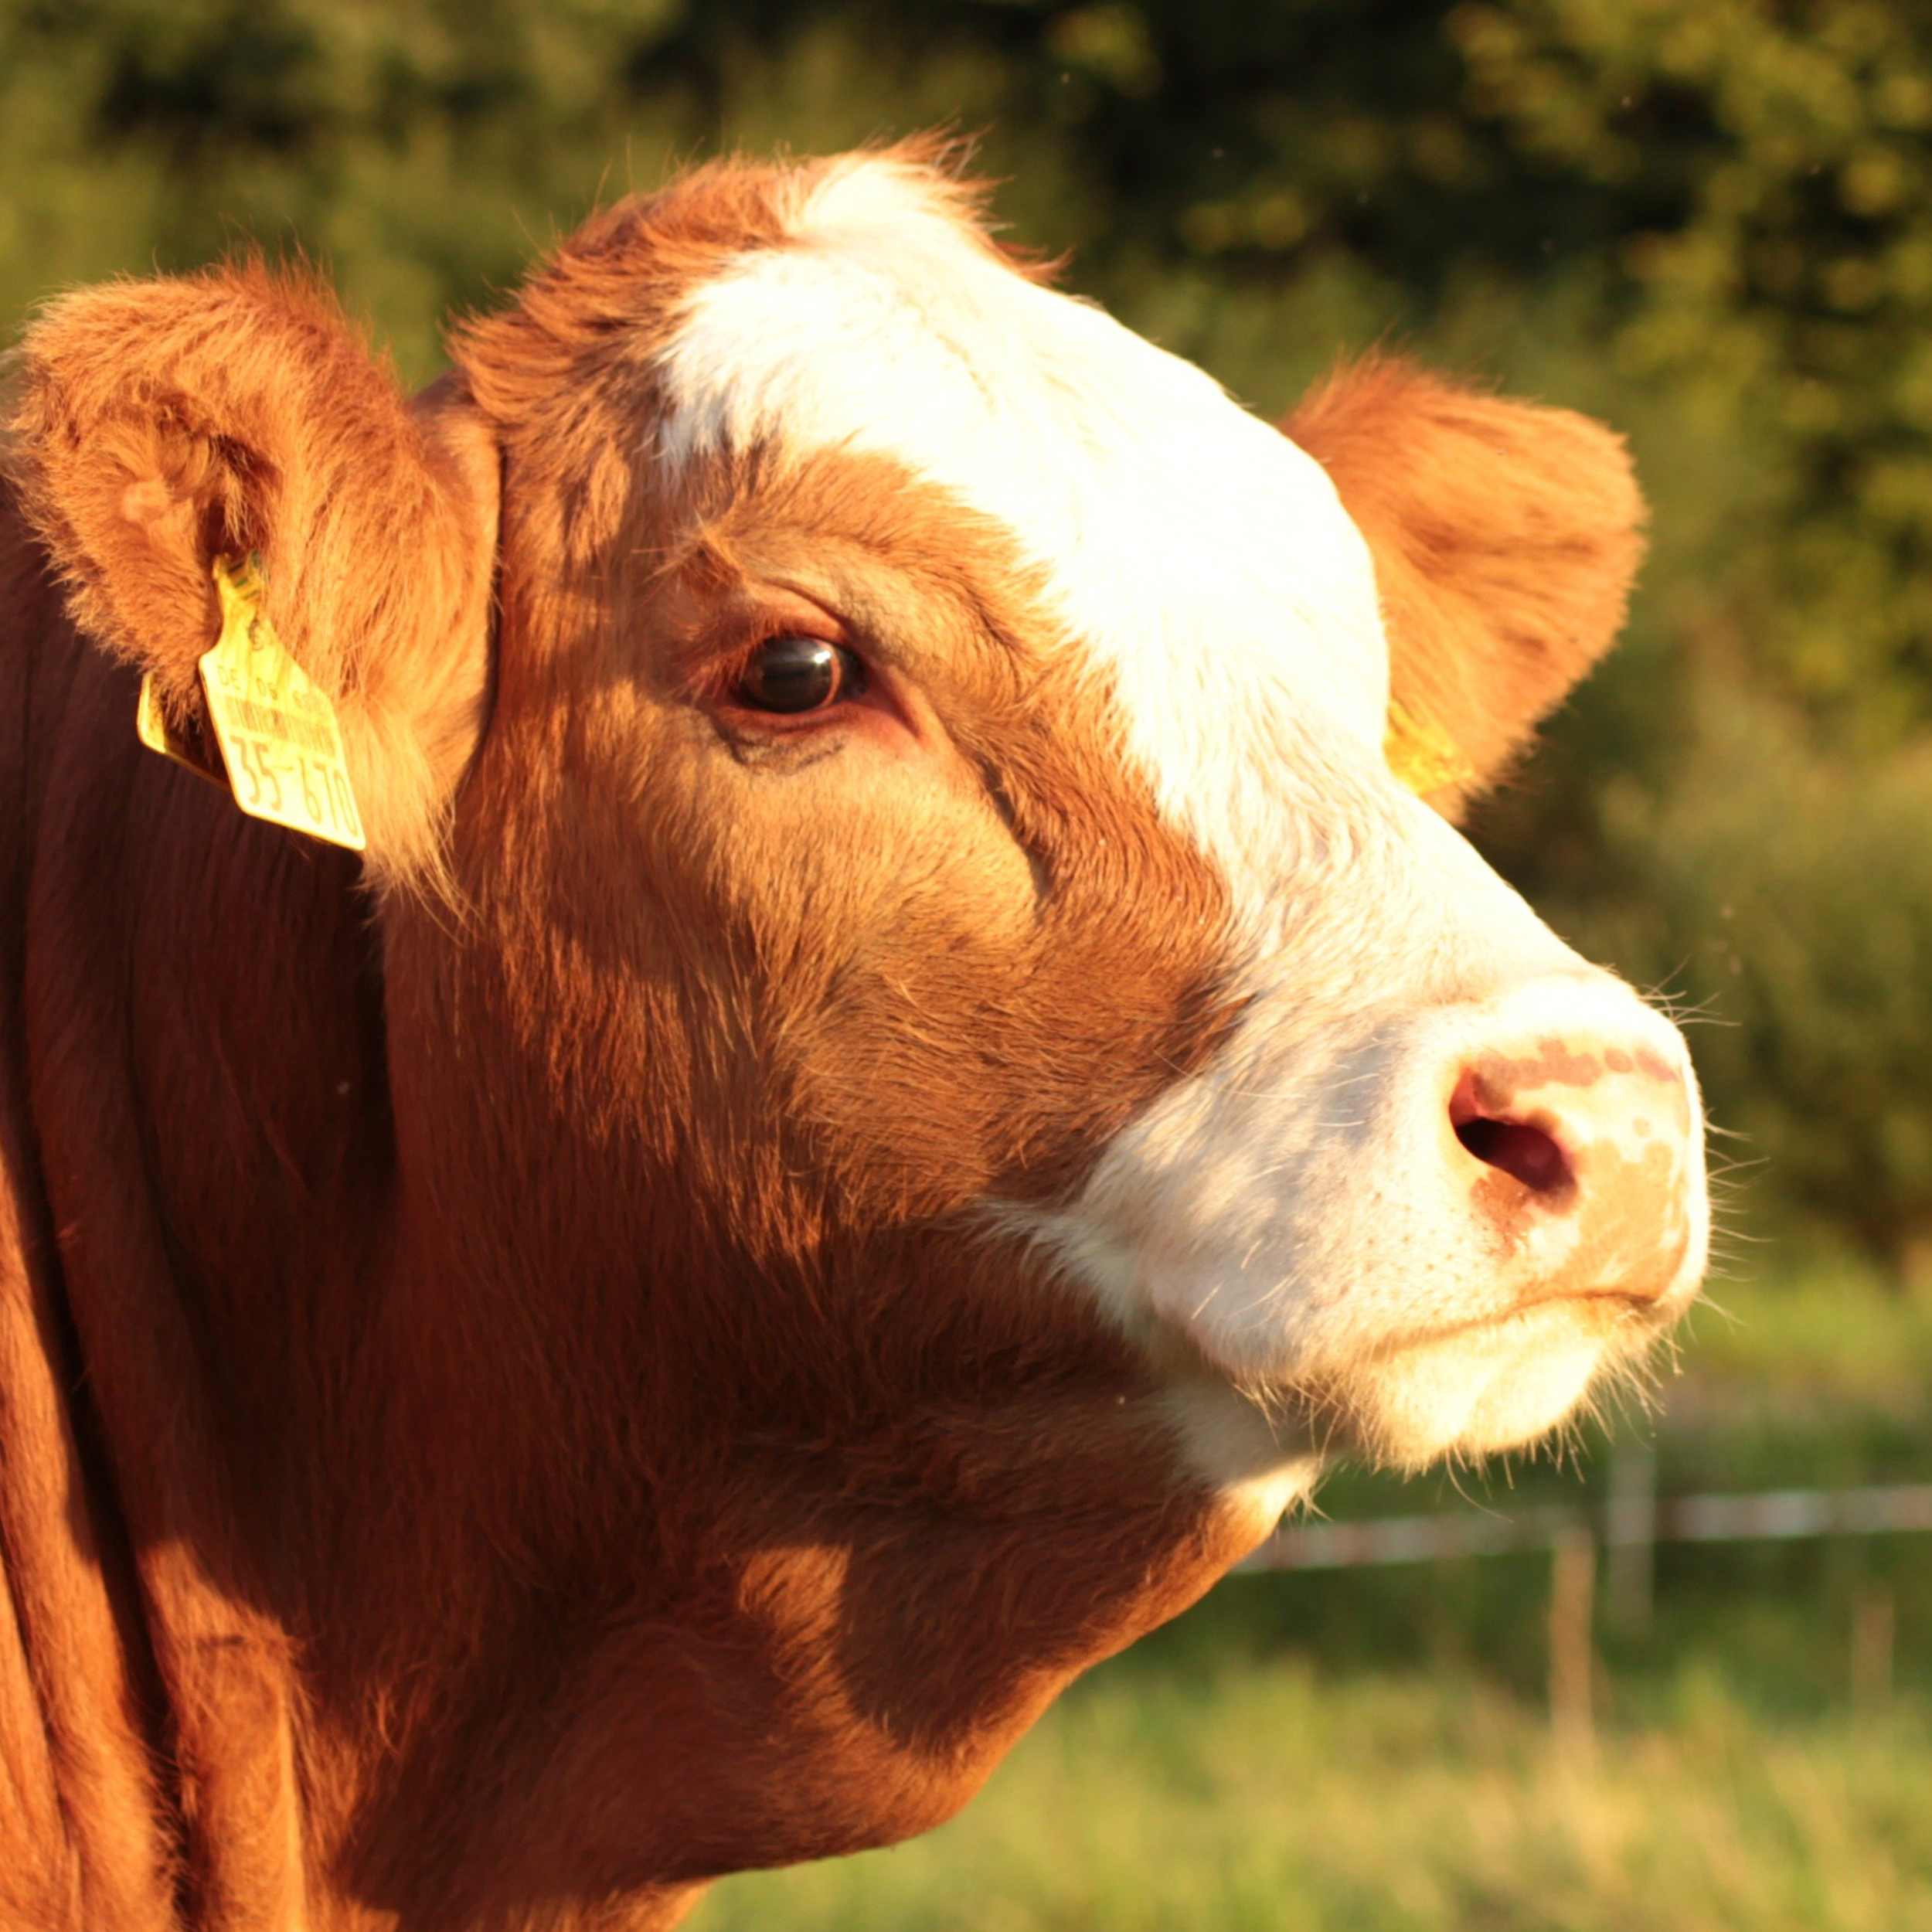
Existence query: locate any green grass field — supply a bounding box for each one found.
[702,1662,1932,1931]
[698,1265,1932,1930]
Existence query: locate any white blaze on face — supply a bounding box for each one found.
[658,158,1392,927]
[655,156,1707,1483]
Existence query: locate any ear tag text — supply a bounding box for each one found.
[195,556,366,851]
[1384,699,1475,798]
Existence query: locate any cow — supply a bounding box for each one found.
[0,145,1706,1930]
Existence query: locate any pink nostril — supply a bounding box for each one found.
[1455,1117,1571,1195]
[1451,1073,1574,1198]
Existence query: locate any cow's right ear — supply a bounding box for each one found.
[3,263,498,886]
[1284,354,1646,822]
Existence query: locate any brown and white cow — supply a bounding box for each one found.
[0,147,1703,1930]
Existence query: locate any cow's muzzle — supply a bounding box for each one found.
[1443,986,1699,1317]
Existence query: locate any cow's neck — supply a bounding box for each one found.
[335,889,1253,1920]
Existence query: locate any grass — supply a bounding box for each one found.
[700,1659,1932,1930]
[696,1263,1932,1930]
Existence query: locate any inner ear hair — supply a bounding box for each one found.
[1285,352,1647,821]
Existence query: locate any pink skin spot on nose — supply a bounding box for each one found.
[1528,1037,1606,1088]
[1466,1041,1604,1112]
[1470,1038,1686,1128]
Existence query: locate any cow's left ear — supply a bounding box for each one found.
[1284,354,1646,821]
[4,262,498,886]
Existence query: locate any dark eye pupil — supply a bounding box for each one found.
[736,637,859,714]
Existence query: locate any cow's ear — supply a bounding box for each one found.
[1284,354,1645,822]
[4,263,498,886]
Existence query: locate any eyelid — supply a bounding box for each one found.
[713,600,850,673]
[743,583,849,645]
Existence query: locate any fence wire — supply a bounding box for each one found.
[1237,1482,1932,1573]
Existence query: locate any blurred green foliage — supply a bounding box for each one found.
[9,0,1932,1257]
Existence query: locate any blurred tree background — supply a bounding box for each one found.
[7,0,1932,1265]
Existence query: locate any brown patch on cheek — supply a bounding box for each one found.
[441,431,1243,1320]
[835,696,1233,1214]
[606,446,1242,1233]
[444,163,1247,1247]
[933,673,1241,1203]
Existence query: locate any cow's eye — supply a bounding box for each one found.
[733,636,865,715]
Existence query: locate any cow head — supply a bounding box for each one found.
[6,147,1703,1913]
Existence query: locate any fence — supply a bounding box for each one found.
[1233,1454,1932,1757]
[1238,1480,1932,1573]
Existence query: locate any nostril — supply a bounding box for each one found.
[1454,1117,1572,1196]
[1449,1070,1575,1198]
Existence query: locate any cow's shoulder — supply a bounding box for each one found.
[0,486,182,1928]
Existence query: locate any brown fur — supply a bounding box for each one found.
[0,151,1645,1929]
[1284,352,1647,818]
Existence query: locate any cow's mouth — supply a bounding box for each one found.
[1381,1284,1676,1362]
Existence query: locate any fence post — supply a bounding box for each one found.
[1852,1585,1894,1731]
[1605,1437,1656,1635]
[1549,1525,1596,1764]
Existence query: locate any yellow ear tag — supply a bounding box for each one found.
[135,671,226,786]
[196,556,366,851]
[1384,699,1475,798]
